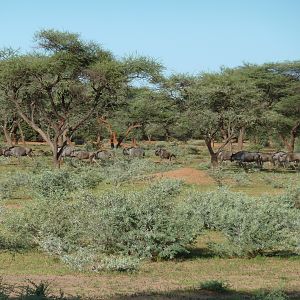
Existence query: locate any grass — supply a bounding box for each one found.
[0,141,299,299]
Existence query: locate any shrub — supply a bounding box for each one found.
[252,289,288,300]
[94,255,140,272]
[100,158,174,185]
[199,280,230,293]
[30,167,103,198]
[4,180,203,271]
[187,188,300,257]
[0,172,30,200]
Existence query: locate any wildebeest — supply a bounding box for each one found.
[217,151,232,163]
[286,152,300,167]
[272,151,288,167]
[94,150,113,161]
[155,148,176,161]
[57,146,74,158]
[259,153,275,167]
[3,146,33,157]
[70,150,95,162]
[231,151,262,167]
[123,147,145,158]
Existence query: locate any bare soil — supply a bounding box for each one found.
[153,167,214,185]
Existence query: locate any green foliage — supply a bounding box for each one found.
[30,167,103,198]
[199,280,230,293]
[94,255,140,272]
[207,167,226,186]
[4,180,203,271]
[187,188,300,257]
[0,172,30,200]
[99,158,174,185]
[252,289,288,300]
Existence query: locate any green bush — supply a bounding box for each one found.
[252,289,288,300]
[0,172,30,200]
[187,188,300,257]
[4,180,203,271]
[30,167,103,198]
[199,280,230,293]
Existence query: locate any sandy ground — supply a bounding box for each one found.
[153,167,214,185]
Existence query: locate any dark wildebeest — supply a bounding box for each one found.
[217,151,232,164]
[3,146,33,157]
[94,150,113,161]
[272,151,288,167]
[231,151,262,167]
[155,148,176,161]
[123,147,145,158]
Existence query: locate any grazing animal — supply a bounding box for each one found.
[123,147,145,158]
[70,150,95,162]
[94,150,113,161]
[3,146,33,157]
[286,152,300,167]
[231,151,262,167]
[57,146,74,158]
[259,153,275,167]
[155,148,176,161]
[217,151,232,163]
[272,151,288,167]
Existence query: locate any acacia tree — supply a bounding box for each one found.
[0,30,163,166]
[175,69,262,165]
[240,62,300,151]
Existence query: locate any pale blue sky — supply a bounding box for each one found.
[1,0,299,74]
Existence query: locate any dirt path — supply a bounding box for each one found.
[154,167,214,185]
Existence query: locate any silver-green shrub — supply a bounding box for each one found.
[4,180,203,271]
[188,188,300,257]
[0,172,30,200]
[30,167,104,198]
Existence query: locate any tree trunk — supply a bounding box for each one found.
[17,121,26,145]
[237,127,245,151]
[205,137,218,167]
[3,124,13,146]
[52,140,60,168]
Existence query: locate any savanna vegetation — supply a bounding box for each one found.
[0,30,299,299]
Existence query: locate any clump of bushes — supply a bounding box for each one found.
[4,179,203,271]
[101,158,174,184]
[0,172,30,200]
[187,188,300,257]
[30,167,104,198]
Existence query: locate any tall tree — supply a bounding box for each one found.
[0,30,163,166]
[177,69,262,165]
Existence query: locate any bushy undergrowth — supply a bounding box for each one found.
[3,179,202,271]
[99,158,174,184]
[31,167,104,198]
[187,188,300,257]
[0,172,30,200]
[252,289,288,300]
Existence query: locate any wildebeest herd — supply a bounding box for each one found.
[219,150,300,168]
[1,145,299,170]
[0,145,176,162]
